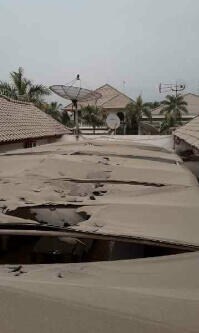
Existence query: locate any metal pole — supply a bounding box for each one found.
[74,100,79,140]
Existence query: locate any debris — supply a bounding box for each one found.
[8,265,23,273]
[14,270,27,277]
[95,183,103,188]
[93,191,105,196]
[57,272,63,278]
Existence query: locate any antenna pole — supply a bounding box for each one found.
[159,82,185,96]
[122,81,126,93]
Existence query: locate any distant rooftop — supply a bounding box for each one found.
[152,93,199,116]
[65,84,134,111]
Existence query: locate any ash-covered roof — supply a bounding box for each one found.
[0,96,70,143]
[174,115,199,149]
[0,137,198,249]
[65,84,134,111]
[0,138,199,332]
[0,251,198,333]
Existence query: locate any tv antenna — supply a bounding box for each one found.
[159,82,185,97]
[122,80,126,93]
[50,75,101,139]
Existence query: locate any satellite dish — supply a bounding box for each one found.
[50,75,101,139]
[106,113,120,130]
[50,85,101,103]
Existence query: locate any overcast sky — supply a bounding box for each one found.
[0,0,199,103]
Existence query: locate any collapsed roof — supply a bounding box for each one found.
[0,137,199,332]
[0,138,198,249]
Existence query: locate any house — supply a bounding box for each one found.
[65,84,134,133]
[66,87,199,134]
[148,93,199,128]
[0,96,70,152]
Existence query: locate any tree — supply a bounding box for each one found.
[0,67,50,108]
[60,110,74,127]
[81,105,105,134]
[44,101,74,127]
[125,95,152,134]
[160,94,188,123]
[160,113,178,134]
[45,101,63,121]
[147,101,161,109]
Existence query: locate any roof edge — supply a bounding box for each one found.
[65,83,135,110]
[95,83,135,103]
[0,95,33,106]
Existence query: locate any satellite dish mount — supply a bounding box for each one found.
[71,98,79,137]
[50,75,101,139]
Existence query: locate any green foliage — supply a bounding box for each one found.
[81,105,105,133]
[44,101,73,127]
[60,110,74,127]
[0,67,51,108]
[160,113,178,134]
[147,101,161,109]
[44,102,63,121]
[160,94,188,120]
[160,94,188,133]
[125,95,152,134]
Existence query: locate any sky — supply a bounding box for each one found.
[0,0,199,104]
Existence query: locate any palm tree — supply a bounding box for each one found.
[60,110,73,127]
[44,102,73,127]
[81,105,105,134]
[147,101,162,109]
[45,101,63,121]
[0,67,50,108]
[125,95,152,134]
[160,94,188,123]
[160,113,178,134]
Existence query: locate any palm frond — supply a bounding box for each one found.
[28,84,51,98]
[0,81,17,98]
[159,106,172,114]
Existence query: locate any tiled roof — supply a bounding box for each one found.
[152,93,199,116]
[65,84,134,111]
[0,96,70,143]
[174,116,199,150]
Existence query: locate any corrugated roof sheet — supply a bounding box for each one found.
[0,138,198,333]
[0,138,198,249]
[0,96,70,143]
